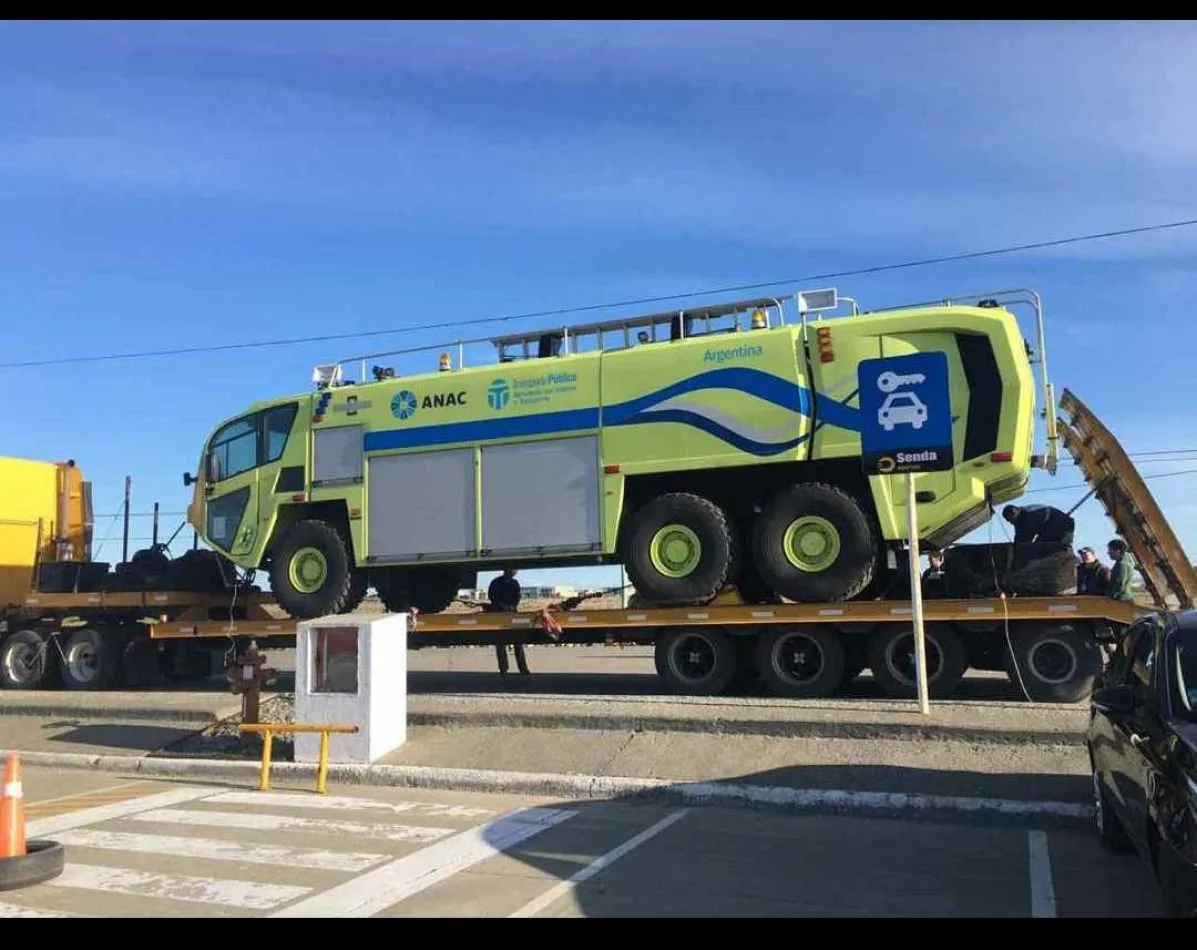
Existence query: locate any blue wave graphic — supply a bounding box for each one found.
[364,366,860,454]
[622,408,812,457]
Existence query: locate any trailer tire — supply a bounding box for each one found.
[623,493,736,606]
[867,622,966,700]
[0,630,55,690]
[121,638,163,688]
[270,520,355,619]
[60,627,124,690]
[751,483,877,603]
[655,627,738,695]
[1003,622,1102,704]
[375,567,460,615]
[755,625,845,699]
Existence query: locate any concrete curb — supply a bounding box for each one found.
[0,704,235,724]
[9,748,1095,829]
[406,710,1086,746]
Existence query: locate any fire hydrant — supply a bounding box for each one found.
[225,640,277,727]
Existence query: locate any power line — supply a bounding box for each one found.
[1025,468,1197,494]
[5,217,1197,370]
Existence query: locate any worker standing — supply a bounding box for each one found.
[487,568,529,676]
[1001,504,1076,545]
[1105,539,1137,603]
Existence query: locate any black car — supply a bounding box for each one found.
[1087,609,1197,917]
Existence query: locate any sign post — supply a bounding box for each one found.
[856,351,954,715]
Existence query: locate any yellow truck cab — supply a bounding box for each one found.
[186,287,1057,619]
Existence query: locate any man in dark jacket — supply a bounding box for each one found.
[1076,546,1111,595]
[487,568,529,676]
[1002,504,1075,545]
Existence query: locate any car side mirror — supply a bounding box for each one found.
[1093,684,1136,715]
[183,471,196,487]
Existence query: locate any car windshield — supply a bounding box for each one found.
[1174,626,1197,720]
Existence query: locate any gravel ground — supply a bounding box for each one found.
[160,694,297,760]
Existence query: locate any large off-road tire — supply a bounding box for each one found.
[654,627,738,695]
[755,625,846,699]
[866,622,967,700]
[1002,621,1103,703]
[0,629,55,690]
[374,567,461,615]
[269,520,355,619]
[622,493,737,606]
[751,482,878,603]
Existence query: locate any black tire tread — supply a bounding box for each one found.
[755,625,846,699]
[866,622,967,700]
[751,481,877,603]
[269,519,355,619]
[623,492,737,607]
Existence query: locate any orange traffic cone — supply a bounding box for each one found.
[0,752,26,858]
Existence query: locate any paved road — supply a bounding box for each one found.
[2,767,1163,918]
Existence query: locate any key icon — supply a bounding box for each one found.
[876,370,926,393]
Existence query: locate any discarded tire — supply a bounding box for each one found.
[0,840,65,891]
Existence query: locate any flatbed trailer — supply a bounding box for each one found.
[0,389,1183,702]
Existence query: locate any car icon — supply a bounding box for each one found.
[878,391,928,431]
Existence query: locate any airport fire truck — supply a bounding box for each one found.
[183,286,1055,620]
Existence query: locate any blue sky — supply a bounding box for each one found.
[3,20,1197,592]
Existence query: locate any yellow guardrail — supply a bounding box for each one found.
[237,722,360,794]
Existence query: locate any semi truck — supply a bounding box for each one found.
[183,286,1058,621]
[3,294,1193,704]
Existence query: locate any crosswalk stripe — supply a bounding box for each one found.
[27,786,220,838]
[51,864,311,910]
[130,808,455,843]
[271,806,579,918]
[205,791,494,819]
[0,900,79,918]
[54,829,391,873]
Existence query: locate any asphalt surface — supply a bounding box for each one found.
[2,767,1164,918]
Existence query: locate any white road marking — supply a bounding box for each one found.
[510,808,689,918]
[1028,830,1058,918]
[205,790,494,819]
[51,864,311,910]
[55,828,390,873]
[131,807,455,843]
[0,900,80,918]
[26,786,220,837]
[271,806,578,918]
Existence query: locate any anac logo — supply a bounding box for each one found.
[487,379,511,410]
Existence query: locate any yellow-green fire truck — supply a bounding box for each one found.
[185,287,1057,620]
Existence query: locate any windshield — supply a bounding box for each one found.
[1173,626,1197,721]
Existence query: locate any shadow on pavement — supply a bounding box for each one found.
[481,763,1164,918]
[40,720,201,752]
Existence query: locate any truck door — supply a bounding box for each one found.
[203,412,264,560]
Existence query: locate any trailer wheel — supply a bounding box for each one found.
[0,629,55,690]
[60,627,124,690]
[270,519,355,619]
[374,567,460,615]
[623,493,737,606]
[1003,621,1102,703]
[755,625,845,698]
[751,483,877,602]
[867,623,966,700]
[655,627,737,695]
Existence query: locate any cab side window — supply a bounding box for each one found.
[209,416,258,482]
[264,403,298,463]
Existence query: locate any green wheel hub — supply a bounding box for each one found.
[649,524,703,578]
[289,546,328,594]
[782,516,841,573]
